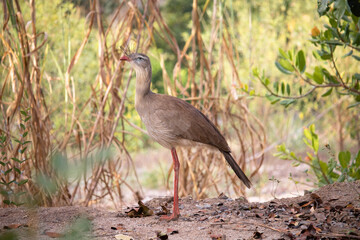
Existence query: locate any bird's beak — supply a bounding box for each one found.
[120,56,130,61]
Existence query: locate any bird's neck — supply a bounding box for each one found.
[135,66,152,105]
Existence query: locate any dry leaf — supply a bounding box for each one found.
[210,234,226,240]
[115,233,134,240]
[111,223,124,230]
[138,200,154,216]
[166,228,179,235]
[311,26,320,37]
[126,208,140,218]
[156,231,168,240]
[299,200,314,208]
[44,231,64,238]
[4,224,27,229]
[125,201,154,218]
[156,205,169,216]
[252,230,263,239]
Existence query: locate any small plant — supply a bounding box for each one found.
[275,124,360,187]
[269,176,280,199]
[0,109,31,206]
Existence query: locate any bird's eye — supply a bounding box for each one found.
[136,57,142,61]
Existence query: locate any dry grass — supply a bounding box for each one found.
[0,0,265,207]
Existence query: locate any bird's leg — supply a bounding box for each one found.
[160,147,180,220]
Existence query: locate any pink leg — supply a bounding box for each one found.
[160,147,180,220]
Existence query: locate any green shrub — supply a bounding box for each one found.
[275,124,360,187]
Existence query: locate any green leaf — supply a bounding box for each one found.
[279,99,296,107]
[338,151,351,169]
[321,88,333,97]
[20,123,25,130]
[264,78,270,86]
[313,66,324,84]
[312,133,319,154]
[333,0,346,20]
[318,160,328,175]
[279,58,294,72]
[352,55,360,61]
[11,157,22,163]
[18,179,28,186]
[317,50,332,60]
[277,143,286,152]
[304,124,319,153]
[275,61,293,75]
[344,23,350,43]
[5,168,12,175]
[324,40,343,46]
[355,150,360,167]
[281,82,285,95]
[288,50,294,61]
[296,50,306,73]
[317,0,331,16]
[290,152,297,159]
[20,110,28,116]
[23,132,28,138]
[14,167,21,174]
[273,82,279,93]
[348,102,360,109]
[309,124,316,134]
[24,116,31,122]
[266,95,280,104]
[252,67,259,77]
[342,50,353,58]
[292,162,300,167]
[327,158,337,174]
[244,83,248,92]
[286,84,291,95]
[304,128,312,141]
[354,73,360,81]
[353,33,360,46]
[279,48,288,59]
[299,86,303,95]
[322,69,338,83]
[20,147,27,154]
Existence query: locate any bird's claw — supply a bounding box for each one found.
[160,213,180,221]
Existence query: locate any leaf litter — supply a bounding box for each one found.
[0,181,359,239]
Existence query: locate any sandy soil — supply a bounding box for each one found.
[0,181,359,240]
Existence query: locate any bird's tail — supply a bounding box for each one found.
[220,150,252,189]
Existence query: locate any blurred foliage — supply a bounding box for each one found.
[254,0,360,106]
[0,109,31,206]
[3,0,327,154]
[251,0,360,186]
[276,124,360,187]
[62,217,92,240]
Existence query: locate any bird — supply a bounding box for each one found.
[120,53,251,220]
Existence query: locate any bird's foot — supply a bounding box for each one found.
[160,213,180,221]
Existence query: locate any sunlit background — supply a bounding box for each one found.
[1,0,359,209]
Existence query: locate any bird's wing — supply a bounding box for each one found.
[148,94,231,152]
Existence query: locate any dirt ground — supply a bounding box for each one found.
[0,181,359,240]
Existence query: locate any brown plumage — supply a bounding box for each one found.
[121,53,251,220]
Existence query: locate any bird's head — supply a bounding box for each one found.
[120,53,151,73]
